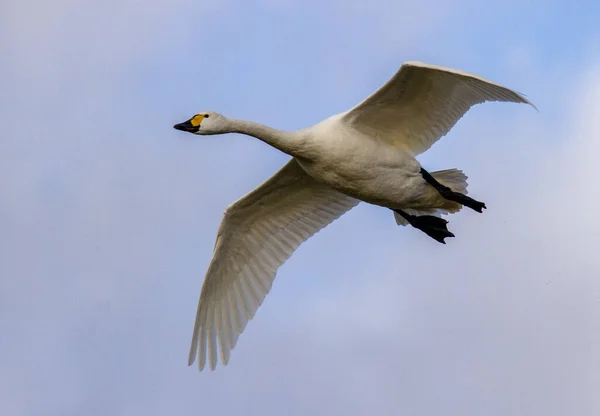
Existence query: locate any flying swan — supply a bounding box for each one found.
[173,61,535,371]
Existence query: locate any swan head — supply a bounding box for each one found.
[173,111,229,135]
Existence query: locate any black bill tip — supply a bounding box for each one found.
[173,120,199,133]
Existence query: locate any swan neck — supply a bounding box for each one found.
[228,119,307,157]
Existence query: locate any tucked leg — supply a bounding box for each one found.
[394,209,455,244]
[420,168,487,213]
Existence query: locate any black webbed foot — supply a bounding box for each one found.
[395,210,455,244]
[409,215,455,244]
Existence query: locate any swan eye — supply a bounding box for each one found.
[204,114,210,118]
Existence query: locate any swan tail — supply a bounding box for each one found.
[430,168,468,195]
[393,168,468,226]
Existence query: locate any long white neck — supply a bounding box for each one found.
[227,118,311,158]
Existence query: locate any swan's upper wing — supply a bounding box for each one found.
[189,158,359,370]
[342,61,535,155]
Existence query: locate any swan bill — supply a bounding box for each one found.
[174,119,200,133]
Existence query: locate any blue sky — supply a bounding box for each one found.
[3,0,600,414]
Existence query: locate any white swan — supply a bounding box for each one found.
[173,61,535,371]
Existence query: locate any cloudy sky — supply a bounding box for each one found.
[3,0,600,414]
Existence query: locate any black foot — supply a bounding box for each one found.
[441,190,487,213]
[395,210,455,244]
[420,168,487,213]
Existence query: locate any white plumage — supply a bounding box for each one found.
[188,160,358,369]
[173,61,535,370]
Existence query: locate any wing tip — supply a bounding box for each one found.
[188,351,209,372]
[524,97,539,112]
[188,346,197,367]
[512,89,538,111]
[403,60,539,112]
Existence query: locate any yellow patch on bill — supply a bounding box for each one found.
[190,114,205,127]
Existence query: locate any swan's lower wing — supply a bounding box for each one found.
[189,158,359,370]
[342,61,535,155]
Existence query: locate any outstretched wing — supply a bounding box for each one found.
[189,158,359,370]
[343,61,535,155]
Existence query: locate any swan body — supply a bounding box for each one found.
[173,61,535,371]
[295,115,427,209]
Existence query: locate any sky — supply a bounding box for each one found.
[2,0,600,414]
